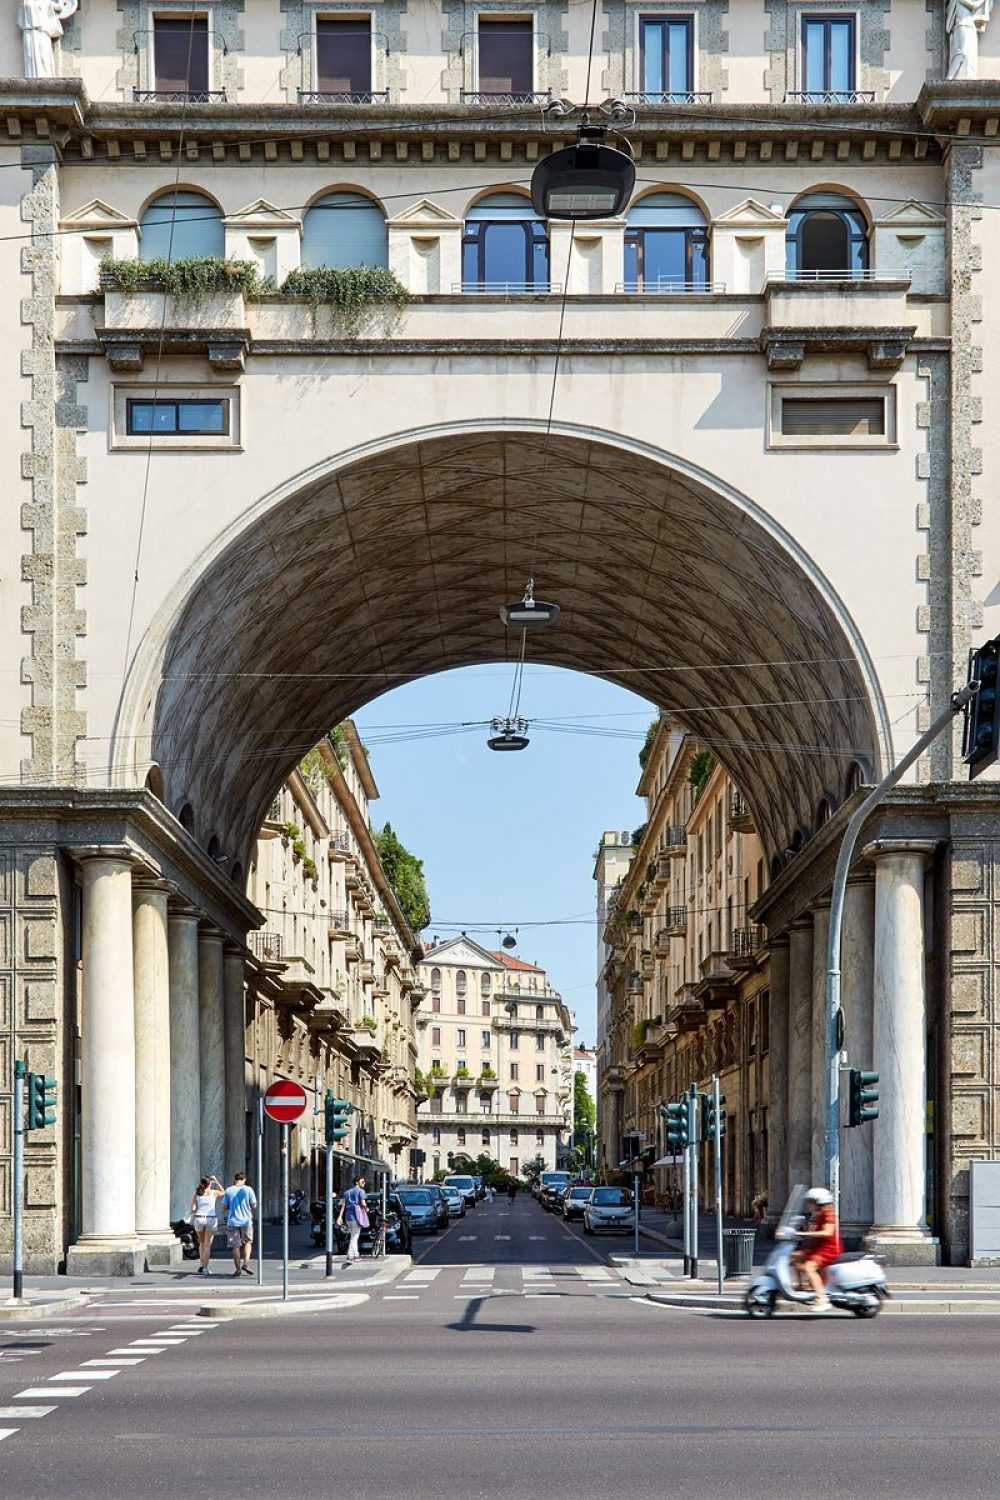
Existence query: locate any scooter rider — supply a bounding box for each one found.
[791,1187,842,1312]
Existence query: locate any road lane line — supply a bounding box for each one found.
[16,1387,90,1399]
[107,1348,163,1356]
[50,1370,119,1382]
[82,1359,144,1367]
[0,1429,18,1441]
[0,1407,55,1418]
[383,1295,420,1300]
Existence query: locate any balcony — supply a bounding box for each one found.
[622,90,713,106]
[328,911,352,941]
[381,937,401,967]
[640,950,655,979]
[248,930,282,963]
[693,951,738,1008]
[730,925,763,970]
[729,791,754,834]
[360,959,376,987]
[459,89,551,106]
[667,985,704,1031]
[297,89,389,105]
[452,1069,474,1088]
[453,281,561,296]
[762,271,914,370]
[615,280,727,295]
[785,90,876,104]
[665,826,687,857]
[477,1072,500,1091]
[132,89,226,103]
[328,830,351,861]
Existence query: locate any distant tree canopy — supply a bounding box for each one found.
[638,717,659,771]
[373,822,431,933]
[573,1069,596,1144]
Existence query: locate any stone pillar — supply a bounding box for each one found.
[223,945,247,1179]
[169,910,201,1219]
[198,930,227,1181]
[811,903,831,1184]
[766,935,790,1221]
[864,841,939,1265]
[786,918,813,1188]
[840,878,875,1240]
[67,856,144,1276]
[132,884,179,1265]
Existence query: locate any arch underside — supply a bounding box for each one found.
[147,431,882,865]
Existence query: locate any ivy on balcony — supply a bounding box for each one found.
[100,255,271,302]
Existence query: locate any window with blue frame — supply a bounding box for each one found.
[462,193,549,290]
[301,191,388,268]
[801,14,855,99]
[126,398,228,435]
[786,192,868,276]
[139,190,224,261]
[638,15,694,99]
[624,193,708,289]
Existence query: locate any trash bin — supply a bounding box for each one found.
[722,1228,756,1278]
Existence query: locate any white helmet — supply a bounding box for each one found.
[804,1187,833,1206]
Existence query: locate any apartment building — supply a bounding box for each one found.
[415,938,574,1179]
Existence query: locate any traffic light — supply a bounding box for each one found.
[660,1101,689,1149]
[324,1091,353,1144]
[26,1072,56,1131]
[963,637,1000,779]
[847,1069,880,1127]
[702,1092,727,1141]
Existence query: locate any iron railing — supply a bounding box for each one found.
[460,89,551,106]
[665,825,687,847]
[453,281,561,295]
[298,89,389,104]
[785,90,876,104]
[616,279,726,294]
[767,268,893,284]
[622,90,713,105]
[665,905,687,929]
[133,89,226,103]
[731,925,762,960]
[249,931,283,962]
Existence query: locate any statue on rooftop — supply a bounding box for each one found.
[17,0,79,80]
[947,0,993,79]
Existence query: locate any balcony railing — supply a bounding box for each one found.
[767,268,894,284]
[729,791,754,833]
[249,930,283,962]
[616,279,727,295]
[453,281,561,295]
[622,90,713,105]
[133,89,226,103]
[460,89,552,106]
[298,89,389,104]
[730,925,762,962]
[785,90,876,104]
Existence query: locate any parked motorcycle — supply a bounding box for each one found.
[170,1218,199,1260]
[288,1188,306,1225]
[310,1197,329,1247]
[744,1187,888,1319]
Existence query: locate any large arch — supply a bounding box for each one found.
[115,421,890,869]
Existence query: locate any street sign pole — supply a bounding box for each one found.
[682,1139,691,1276]
[633,1169,640,1257]
[12,1059,25,1301]
[713,1075,724,1296]
[261,1079,309,1301]
[325,1144,334,1278]
[689,1083,699,1280]
[281,1120,289,1302]
[256,1097,264,1286]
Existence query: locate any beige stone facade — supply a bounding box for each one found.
[415,938,573,1179]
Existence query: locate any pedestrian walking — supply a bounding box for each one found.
[486,1183,495,1203]
[507,1178,517,1204]
[218,1170,258,1277]
[337,1174,369,1263]
[190,1175,224,1274]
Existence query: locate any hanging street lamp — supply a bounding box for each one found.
[499,577,561,629]
[531,121,635,221]
[487,716,530,751]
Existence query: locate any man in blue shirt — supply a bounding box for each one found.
[219,1171,257,1277]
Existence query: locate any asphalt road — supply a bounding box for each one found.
[2,1193,998,1499]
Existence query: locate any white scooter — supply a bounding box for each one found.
[744,1187,889,1319]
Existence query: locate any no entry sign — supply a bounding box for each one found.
[263,1079,309,1123]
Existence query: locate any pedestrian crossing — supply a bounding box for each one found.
[381,1264,631,1303]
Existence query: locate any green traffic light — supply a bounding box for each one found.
[26,1072,57,1131]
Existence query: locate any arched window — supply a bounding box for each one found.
[481,972,492,997]
[462,193,549,291]
[535,1004,544,1023]
[430,967,441,992]
[624,193,709,290]
[139,190,224,262]
[301,192,388,270]
[846,761,865,797]
[786,192,868,277]
[456,969,467,998]
[815,798,832,831]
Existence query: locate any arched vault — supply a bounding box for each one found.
[121,425,889,868]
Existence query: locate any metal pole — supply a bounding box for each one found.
[281,1120,289,1302]
[256,1097,264,1286]
[824,684,975,1218]
[682,1135,691,1276]
[713,1075,724,1296]
[13,1059,25,1301]
[325,1143,334,1277]
[633,1169,640,1257]
[689,1083,699,1280]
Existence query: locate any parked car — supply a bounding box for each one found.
[583,1186,635,1236]
[443,1174,477,1207]
[440,1184,467,1220]
[538,1171,571,1210]
[331,1193,414,1256]
[396,1183,448,1234]
[562,1183,594,1221]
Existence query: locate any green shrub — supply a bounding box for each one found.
[100,256,271,301]
[280,264,409,332]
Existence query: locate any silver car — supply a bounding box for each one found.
[582,1186,635,1235]
[440,1184,467,1220]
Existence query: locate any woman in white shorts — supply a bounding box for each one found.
[190,1175,224,1274]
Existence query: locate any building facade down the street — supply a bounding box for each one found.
[598,717,771,1220]
[415,938,574,1179]
[7,2,1000,1273]
[593,832,636,1175]
[243,725,423,1216]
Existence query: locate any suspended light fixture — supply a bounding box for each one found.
[502,931,518,950]
[500,577,560,629]
[487,716,530,752]
[531,122,635,221]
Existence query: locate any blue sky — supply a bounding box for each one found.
[354,665,654,1047]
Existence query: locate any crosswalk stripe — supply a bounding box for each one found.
[0,1407,55,1418]
[50,1371,118,1382]
[15,1387,90,1399]
[0,1429,18,1441]
[83,1359,144,1367]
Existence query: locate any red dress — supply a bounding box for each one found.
[808,1205,843,1266]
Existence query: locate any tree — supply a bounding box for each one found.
[454,1151,507,1188]
[573,1069,596,1161]
[372,822,431,933]
[520,1154,547,1187]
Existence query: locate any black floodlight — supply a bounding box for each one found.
[500,577,560,629]
[502,931,518,949]
[487,716,530,752]
[531,133,635,221]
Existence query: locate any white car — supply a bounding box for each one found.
[582,1186,635,1235]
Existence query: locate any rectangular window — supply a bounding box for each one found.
[638,15,693,98]
[535,1033,545,1051]
[457,996,466,1015]
[457,1127,466,1145]
[482,1000,491,1017]
[153,16,209,95]
[480,1093,492,1114]
[536,1129,544,1145]
[482,1030,491,1048]
[509,1094,519,1114]
[126,398,228,436]
[455,1091,468,1112]
[509,1128,519,1145]
[477,19,533,95]
[315,17,372,96]
[432,995,441,1013]
[770,387,895,450]
[536,1064,545,1082]
[510,1064,519,1081]
[801,15,855,98]
[432,1026,441,1046]
[509,1030,519,1050]
[509,1156,519,1174]
[431,1125,441,1145]
[482,1130,490,1145]
[535,1094,546,1115]
[456,1029,466,1047]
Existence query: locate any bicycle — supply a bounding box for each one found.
[369,1220,387,1259]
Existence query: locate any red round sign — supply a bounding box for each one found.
[263,1079,309,1123]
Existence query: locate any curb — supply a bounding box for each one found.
[198,1291,370,1319]
[645,1291,1000,1316]
[0,1294,91,1320]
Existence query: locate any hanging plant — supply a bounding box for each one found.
[99,256,272,304]
[279,264,410,334]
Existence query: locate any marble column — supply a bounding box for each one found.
[840,879,875,1240]
[766,936,791,1221]
[864,841,939,1265]
[223,945,247,1180]
[169,911,201,1219]
[786,918,813,1189]
[811,904,831,1184]
[132,884,178,1265]
[67,856,144,1277]
[198,930,227,1180]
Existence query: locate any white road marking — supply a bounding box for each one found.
[528,1235,546,1241]
[458,1235,477,1241]
[383,1295,420,1301]
[16,1387,90,1399]
[402,1269,440,1282]
[165,1327,207,1333]
[83,1359,144,1367]
[0,1429,18,1442]
[494,1235,511,1241]
[0,1407,55,1418]
[50,1370,118,1382]
[108,1347,163,1356]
